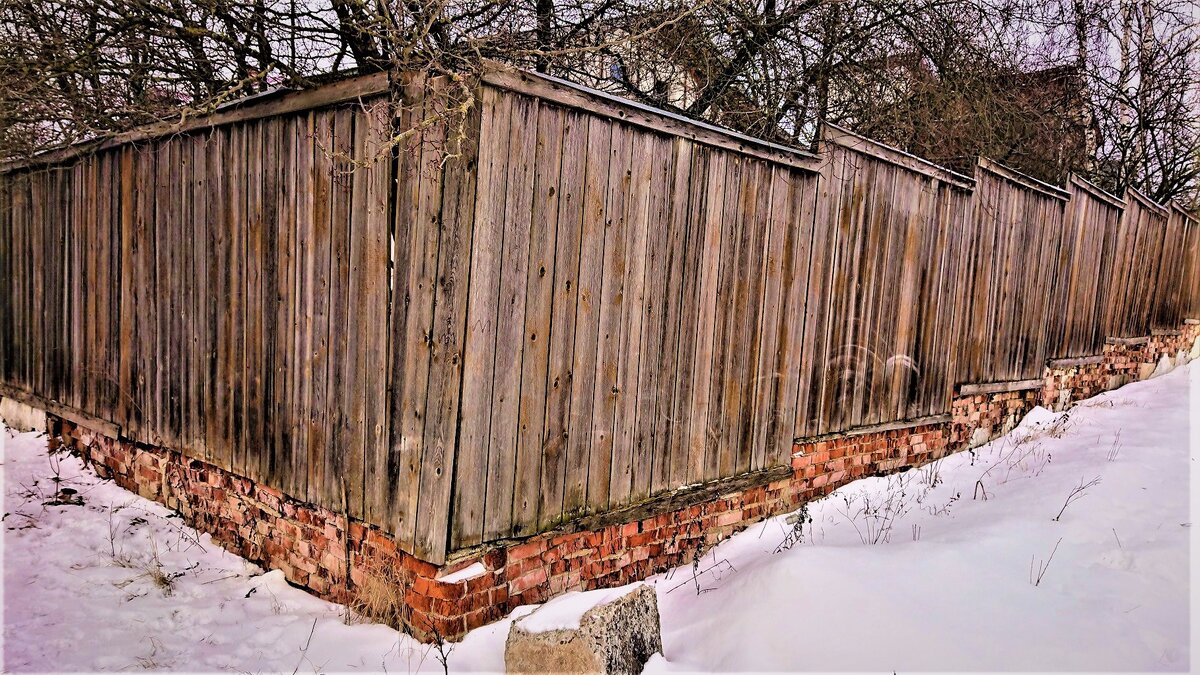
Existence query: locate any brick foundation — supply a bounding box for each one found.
[39,322,1200,643]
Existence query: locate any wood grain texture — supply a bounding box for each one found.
[3,71,1195,565]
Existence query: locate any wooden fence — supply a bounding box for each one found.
[2,66,1198,563]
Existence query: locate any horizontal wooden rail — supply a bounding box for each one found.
[1128,187,1169,216]
[0,72,390,175]
[481,65,821,172]
[0,383,121,439]
[1069,175,1124,209]
[1106,335,1151,346]
[822,123,975,189]
[978,157,1070,201]
[957,379,1044,396]
[793,414,953,445]
[1046,354,1104,368]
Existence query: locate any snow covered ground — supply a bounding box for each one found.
[2,361,1195,672]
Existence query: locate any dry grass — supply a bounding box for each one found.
[347,562,409,629]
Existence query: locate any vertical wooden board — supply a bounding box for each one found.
[1033,202,1067,370]
[873,167,911,423]
[878,167,915,420]
[28,172,45,398]
[1109,200,1136,335]
[303,111,334,505]
[512,104,564,535]
[686,150,727,482]
[134,145,157,443]
[560,115,611,518]
[484,93,539,540]
[584,122,633,511]
[170,139,188,447]
[800,148,846,437]
[84,161,99,412]
[270,117,296,492]
[417,98,483,560]
[703,154,744,479]
[206,130,227,466]
[387,79,439,539]
[775,170,818,462]
[32,171,47,399]
[286,113,314,495]
[46,169,62,401]
[113,152,132,430]
[652,139,694,493]
[385,81,425,537]
[360,101,392,532]
[259,119,280,484]
[229,125,248,474]
[794,149,840,438]
[728,160,771,475]
[0,179,9,385]
[822,153,869,433]
[610,130,655,505]
[322,108,352,514]
[453,86,513,547]
[886,174,926,420]
[749,166,788,470]
[91,159,106,415]
[173,140,193,454]
[844,160,883,427]
[56,168,72,401]
[151,142,171,445]
[538,108,588,528]
[342,109,373,519]
[910,184,952,417]
[853,160,898,427]
[185,137,206,459]
[244,120,266,483]
[665,142,707,488]
[634,134,678,497]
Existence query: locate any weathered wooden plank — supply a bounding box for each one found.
[385,78,427,539]
[538,108,589,529]
[360,100,392,532]
[665,141,706,488]
[305,111,334,505]
[653,139,694,492]
[454,85,514,547]
[324,107,354,515]
[484,92,539,540]
[704,153,744,479]
[244,119,266,483]
[686,150,727,482]
[512,103,564,536]
[633,133,677,498]
[587,121,634,510]
[206,130,227,466]
[189,134,209,462]
[728,160,771,475]
[750,165,791,470]
[272,116,298,494]
[416,96,484,561]
[610,130,654,505]
[560,114,612,519]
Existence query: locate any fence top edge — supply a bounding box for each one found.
[1170,201,1199,224]
[480,61,822,173]
[1068,174,1125,209]
[821,123,975,190]
[1126,186,1170,216]
[0,71,391,175]
[977,156,1070,201]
